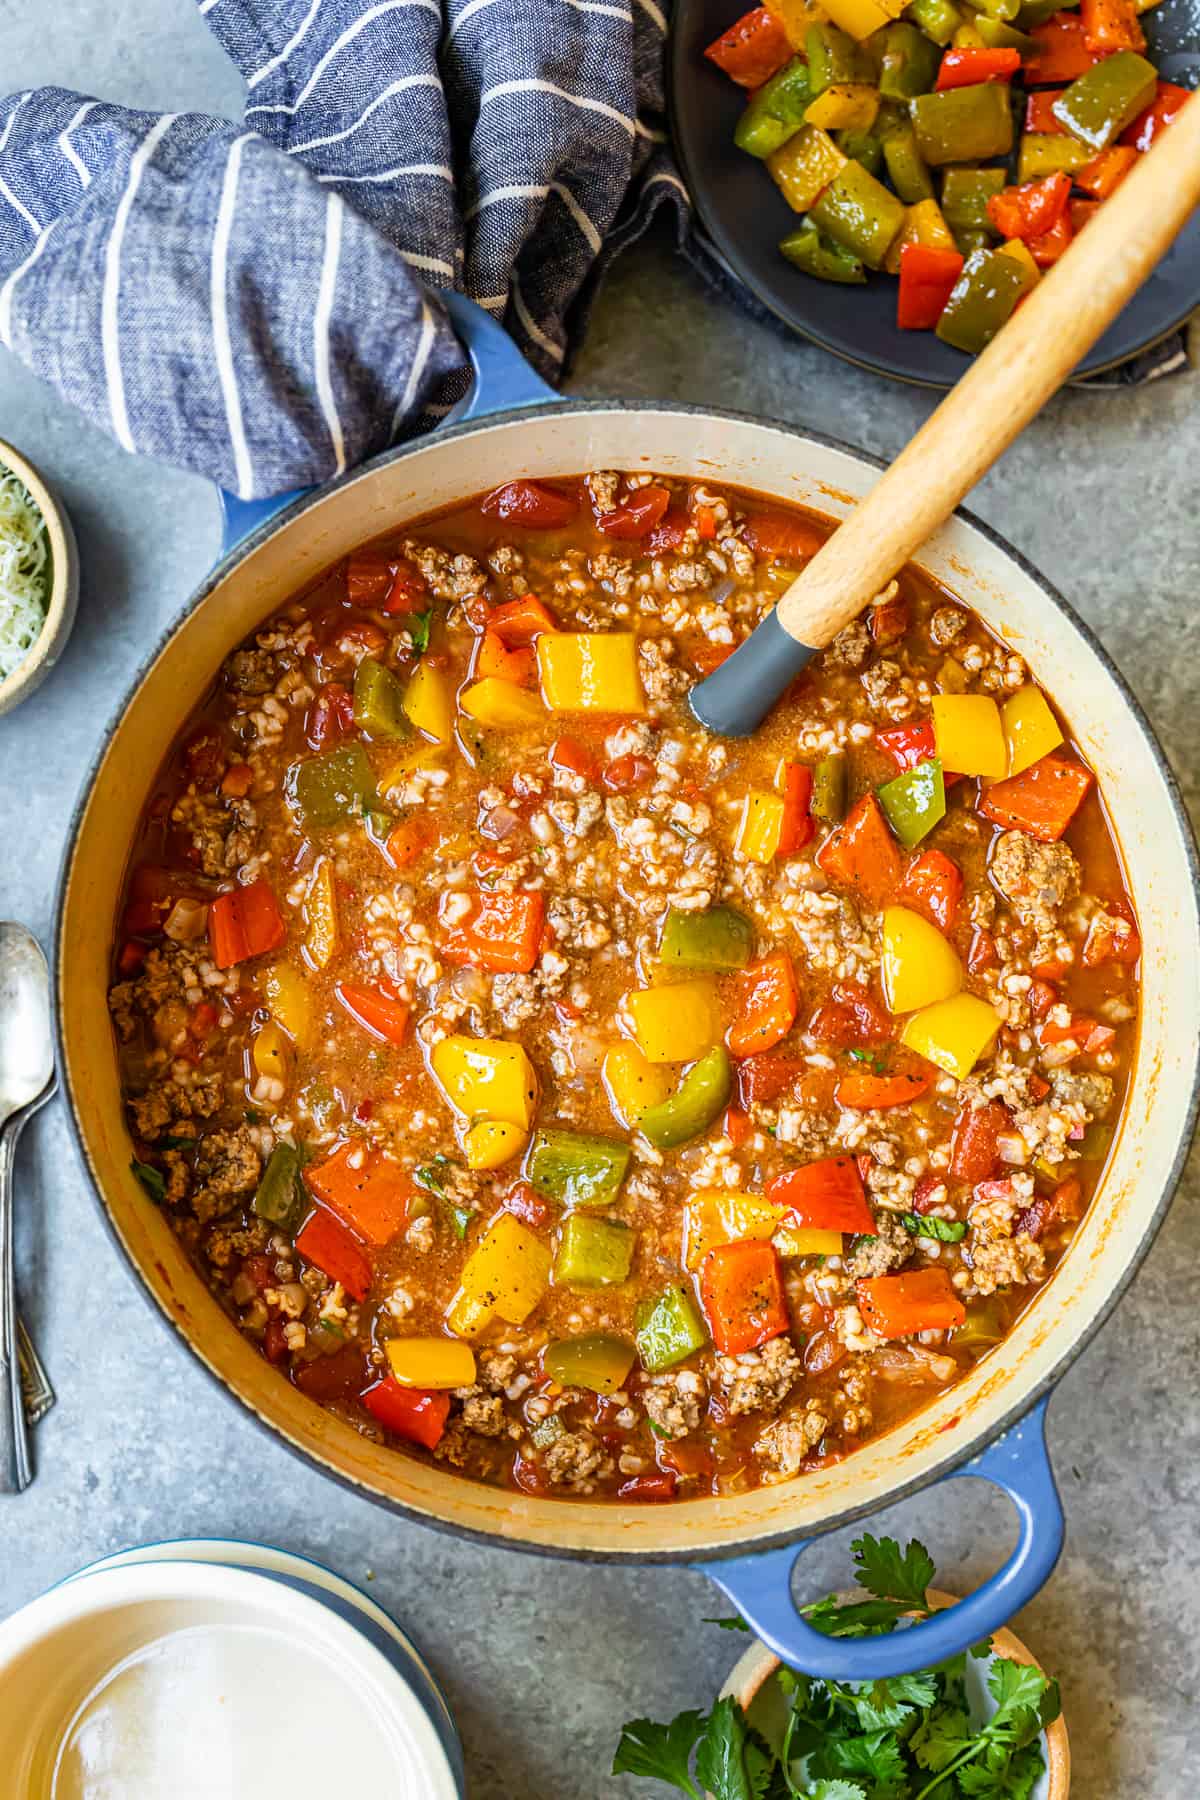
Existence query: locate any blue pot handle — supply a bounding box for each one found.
[218,290,557,556]
[696,1395,1063,1680]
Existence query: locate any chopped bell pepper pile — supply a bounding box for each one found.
[706,0,1183,349]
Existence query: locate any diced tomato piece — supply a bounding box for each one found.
[1121,80,1192,152]
[1075,145,1137,198]
[1027,209,1074,267]
[900,848,963,934]
[978,754,1093,842]
[1080,0,1144,54]
[1028,13,1103,82]
[809,981,892,1048]
[656,1437,715,1481]
[816,794,902,908]
[263,1317,289,1364]
[209,878,286,970]
[504,1180,555,1230]
[549,736,600,782]
[766,1157,875,1235]
[722,1107,752,1148]
[306,681,355,750]
[382,559,428,615]
[911,1173,945,1213]
[987,172,1071,243]
[596,485,672,540]
[690,641,736,676]
[703,6,791,87]
[442,889,545,974]
[835,1070,929,1109]
[950,1098,1008,1183]
[602,752,655,794]
[487,594,558,644]
[183,728,227,791]
[293,1343,370,1403]
[727,952,799,1058]
[857,1268,966,1339]
[116,940,146,976]
[741,509,827,563]
[1051,1175,1084,1220]
[868,589,910,647]
[1025,89,1067,134]
[1029,979,1059,1019]
[645,506,693,555]
[479,480,577,529]
[935,46,1021,89]
[618,1472,679,1502]
[337,621,388,659]
[385,814,435,870]
[700,1241,789,1355]
[295,1206,373,1300]
[1039,1011,1115,1054]
[478,628,537,687]
[346,551,400,605]
[122,864,180,938]
[335,980,411,1047]
[777,762,815,854]
[967,928,998,973]
[736,1050,804,1108]
[189,1000,218,1041]
[693,504,718,540]
[221,762,254,799]
[362,1378,450,1450]
[1082,899,1141,967]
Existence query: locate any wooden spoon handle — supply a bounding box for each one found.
[775,87,1200,651]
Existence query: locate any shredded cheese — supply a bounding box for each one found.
[0,470,49,683]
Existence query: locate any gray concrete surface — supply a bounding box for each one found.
[1,5,1197,1795]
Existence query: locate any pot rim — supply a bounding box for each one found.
[53,396,1200,1562]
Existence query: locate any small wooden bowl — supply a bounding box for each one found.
[0,438,79,718]
[717,1590,1070,1799]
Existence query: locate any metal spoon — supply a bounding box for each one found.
[0,923,55,1492]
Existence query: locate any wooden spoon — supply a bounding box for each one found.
[691,86,1200,736]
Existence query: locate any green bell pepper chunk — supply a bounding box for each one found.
[952,228,994,258]
[809,160,907,269]
[660,904,754,973]
[951,1297,1006,1352]
[1051,51,1158,152]
[940,166,1006,235]
[253,1143,306,1232]
[1076,1122,1112,1162]
[635,1284,708,1374]
[544,1332,636,1395]
[936,245,1036,354]
[974,14,1036,49]
[877,757,946,848]
[639,1047,733,1151]
[874,22,940,100]
[780,222,868,284]
[286,743,379,828]
[554,1214,635,1289]
[906,0,962,45]
[836,126,885,175]
[734,56,814,158]
[353,656,411,741]
[1016,133,1092,182]
[525,1128,631,1209]
[911,82,1014,165]
[883,124,934,202]
[811,751,847,823]
[806,22,876,95]
[1016,0,1078,25]
[976,0,1021,21]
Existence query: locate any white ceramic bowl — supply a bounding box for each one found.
[0,437,79,717]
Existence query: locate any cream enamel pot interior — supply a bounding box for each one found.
[55,296,1200,1677]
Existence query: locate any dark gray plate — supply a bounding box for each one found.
[670,0,1200,386]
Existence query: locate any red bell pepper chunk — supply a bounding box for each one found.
[295,1206,373,1300]
[875,718,963,786]
[1025,89,1067,134]
[209,878,286,970]
[335,980,411,1047]
[385,814,435,870]
[1069,197,1101,235]
[1075,146,1137,199]
[700,1240,789,1355]
[305,1142,413,1247]
[1039,1012,1116,1054]
[776,761,815,854]
[856,1267,966,1339]
[382,560,428,615]
[900,848,963,933]
[184,728,227,789]
[816,793,903,908]
[736,1050,804,1108]
[478,628,537,687]
[897,243,965,331]
[934,46,1021,90]
[1081,899,1141,967]
[986,172,1071,243]
[949,1098,1009,1182]
[487,593,558,644]
[479,480,577,529]
[362,1377,450,1450]
[1121,81,1192,152]
[1080,0,1144,54]
[442,889,545,974]
[722,1106,752,1148]
[978,753,1093,842]
[1028,14,1103,82]
[596,485,672,540]
[741,509,827,563]
[1027,209,1074,268]
[703,6,791,88]
[766,1157,876,1235]
[834,1070,929,1110]
[549,736,600,781]
[727,952,799,1058]
[809,981,892,1048]
[617,1472,679,1502]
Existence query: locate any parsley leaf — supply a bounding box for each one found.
[852,1535,936,1611]
[612,1711,707,1796]
[900,1213,967,1244]
[817,1727,908,1796]
[158,1134,196,1151]
[409,608,434,655]
[910,1703,972,1773]
[130,1158,165,1204]
[986,1658,1056,1734]
[848,1048,887,1074]
[808,1784,869,1800]
[803,1595,912,1640]
[414,1158,449,1197]
[695,1696,755,1800]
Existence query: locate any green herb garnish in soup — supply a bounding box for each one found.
[108,471,1139,1499]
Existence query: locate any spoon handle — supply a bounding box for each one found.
[0,1121,33,1492]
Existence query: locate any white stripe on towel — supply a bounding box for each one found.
[317,161,453,186]
[511,278,564,363]
[0,221,55,350]
[480,79,637,137]
[102,113,178,455]
[210,133,256,501]
[288,74,442,155]
[247,0,325,90]
[246,0,440,117]
[58,99,98,187]
[313,191,347,474]
[392,296,436,436]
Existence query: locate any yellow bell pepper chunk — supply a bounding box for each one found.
[602,1042,673,1129]
[774,1225,844,1258]
[380,742,445,796]
[817,0,894,37]
[304,857,339,971]
[805,84,881,132]
[882,906,963,1014]
[901,992,1002,1079]
[931,693,1008,779]
[998,238,1040,285]
[431,1036,538,1129]
[952,18,986,44]
[446,1289,494,1339]
[536,632,645,715]
[251,1020,289,1082]
[385,1337,477,1389]
[264,962,312,1045]
[684,1192,786,1271]
[459,1211,551,1325]
[464,1118,528,1171]
[767,127,847,213]
[766,0,835,48]
[884,198,956,275]
[461,677,545,729]
[1001,685,1064,778]
[627,979,721,1065]
[402,661,454,744]
[736,789,785,864]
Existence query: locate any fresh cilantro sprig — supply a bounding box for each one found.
[612,1538,1059,1800]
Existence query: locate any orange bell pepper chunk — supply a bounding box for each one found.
[209,878,287,970]
[1027,210,1074,268]
[305,1142,413,1248]
[362,1377,450,1449]
[856,1267,966,1339]
[834,1070,930,1110]
[487,594,558,645]
[766,1157,875,1235]
[987,172,1071,242]
[727,952,799,1059]
[478,628,537,687]
[335,980,411,1047]
[1075,146,1137,199]
[1080,0,1144,55]
[776,762,815,854]
[1025,89,1067,135]
[1028,13,1104,82]
[978,753,1093,842]
[950,1098,1009,1182]
[900,848,963,933]
[442,889,545,974]
[1121,80,1192,153]
[700,1240,789,1355]
[385,814,435,870]
[295,1205,373,1300]
[703,6,791,88]
[815,793,902,907]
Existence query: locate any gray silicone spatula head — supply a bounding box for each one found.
[688,608,817,737]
